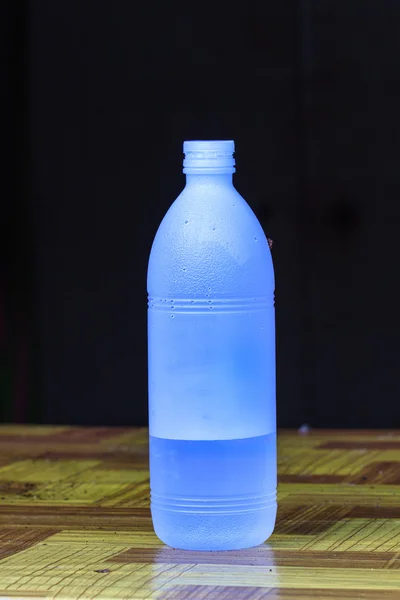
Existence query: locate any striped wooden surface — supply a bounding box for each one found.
[0,428,400,598]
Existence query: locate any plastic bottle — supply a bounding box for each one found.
[147,140,276,551]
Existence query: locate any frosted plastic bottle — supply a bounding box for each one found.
[147,140,276,551]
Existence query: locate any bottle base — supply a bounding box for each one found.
[151,504,277,551]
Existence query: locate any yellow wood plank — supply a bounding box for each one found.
[179,564,400,590]
[0,460,100,483]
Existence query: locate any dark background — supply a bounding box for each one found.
[2,1,400,428]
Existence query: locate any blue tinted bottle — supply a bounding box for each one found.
[148,140,276,550]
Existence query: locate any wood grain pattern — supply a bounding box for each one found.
[0,427,400,598]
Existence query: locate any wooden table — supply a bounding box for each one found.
[0,427,400,599]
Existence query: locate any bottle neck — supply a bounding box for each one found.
[185,173,234,188]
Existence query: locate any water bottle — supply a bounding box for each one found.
[147,140,276,551]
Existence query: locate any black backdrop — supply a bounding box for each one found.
[3,1,400,428]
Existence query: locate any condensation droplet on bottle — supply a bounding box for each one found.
[254,237,258,241]
[184,220,189,224]
[182,267,187,272]
[170,314,174,318]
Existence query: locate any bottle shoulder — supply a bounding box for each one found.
[148,186,274,297]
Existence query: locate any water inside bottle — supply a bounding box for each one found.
[150,432,277,550]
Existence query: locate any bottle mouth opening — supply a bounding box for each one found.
[183,140,235,172]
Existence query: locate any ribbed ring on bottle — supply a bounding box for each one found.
[151,490,276,514]
[148,296,274,313]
